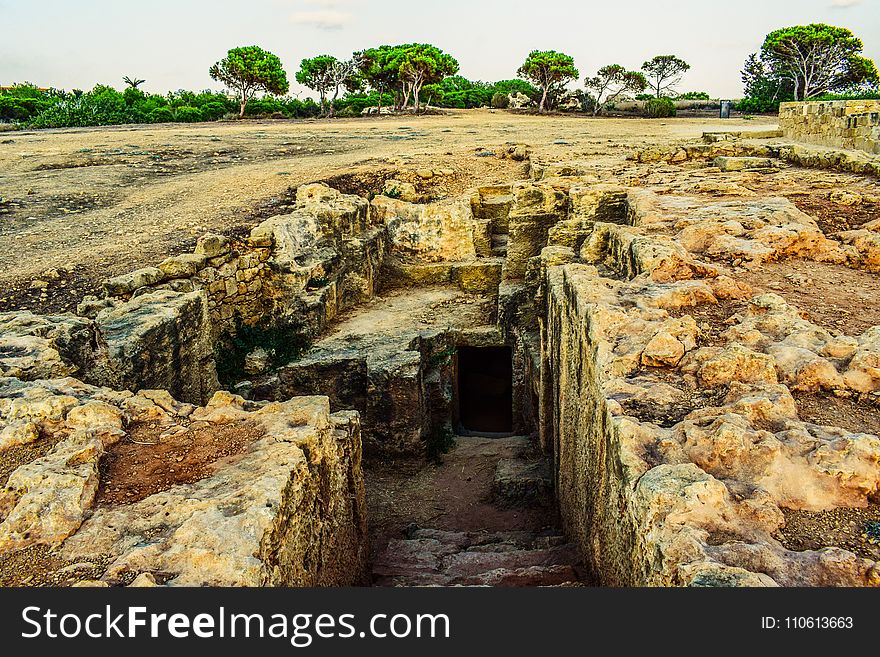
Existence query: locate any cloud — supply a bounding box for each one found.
[290,1,354,29]
[830,0,863,7]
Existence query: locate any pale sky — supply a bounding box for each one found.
[1,0,877,98]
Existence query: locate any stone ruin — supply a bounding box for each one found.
[780,99,880,156]
[2,105,880,587]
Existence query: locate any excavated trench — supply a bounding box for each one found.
[6,141,880,587]
[191,175,591,586]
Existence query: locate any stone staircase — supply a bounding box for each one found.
[369,435,584,587]
[373,526,582,586]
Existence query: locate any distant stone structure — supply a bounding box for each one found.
[779,100,880,155]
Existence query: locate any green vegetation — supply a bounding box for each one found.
[675,91,711,100]
[491,91,510,109]
[0,83,56,122]
[209,46,289,118]
[644,97,676,118]
[350,44,460,113]
[9,26,876,129]
[427,425,456,463]
[215,316,312,386]
[641,55,691,97]
[584,64,647,115]
[761,24,878,101]
[739,24,879,112]
[517,50,579,113]
[296,55,362,117]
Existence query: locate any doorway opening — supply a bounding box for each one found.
[456,346,513,435]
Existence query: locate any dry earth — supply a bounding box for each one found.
[0,111,773,311]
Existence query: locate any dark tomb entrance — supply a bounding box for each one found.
[456,346,513,435]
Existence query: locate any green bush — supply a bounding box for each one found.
[491,92,510,109]
[148,107,174,123]
[812,90,880,101]
[199,101,228,121]
[635,93,654,101]
[215,317,311,386]
[174,106,203,122]
[734,96,780,114]
[676,91,711,100]
[644,97,676,118]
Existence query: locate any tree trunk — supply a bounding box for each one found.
[539,86,548,113]
[239,99,246,119]
[413,85,420,114]
[330,87,339,118]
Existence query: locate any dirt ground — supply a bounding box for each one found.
[794,393,880,437]
[776,504,880,561]
[365,435,557,563]
[97,420,264,505]
[734,260,880,337]
[0,111,773,312]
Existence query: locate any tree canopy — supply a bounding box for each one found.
[584,64,647,115]
[641,55,690,97]
[296,55,362,117]
[759,24,879,100]
[398,44,459,112]
[209,46,289,118]
[517,50,578,112]
[355,44,459,112]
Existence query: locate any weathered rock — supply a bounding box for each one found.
[103,267,165,296]
[158,253,207,278]
[93,290,218,404]
[195,233,231,258]
[713,156,778,171]
[372,195,478,262]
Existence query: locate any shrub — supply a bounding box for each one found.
[199,101,228,121]
[215,317,311,386]
[491,92,510,109]
[676,91,711,100]
[644,97,676,118]
[148,107,174,123]
[244,97,284,116]
[734,96,780,114]
[635,93,654,101]
[812,90,880,101]
[174,106,203,122]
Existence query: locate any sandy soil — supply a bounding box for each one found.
[0,111,773,311]
[97,420,264,506]
[365,436,557,562]
[776,504,880,561]
[735,260,880,337]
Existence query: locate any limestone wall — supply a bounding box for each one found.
[0,380,369,586]
[779,100,880,155]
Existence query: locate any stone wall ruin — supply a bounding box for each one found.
[780,100,880,156]
[2,119,880,587]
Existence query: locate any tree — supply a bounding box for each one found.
[209,46,289,118]
[327,56,364,117]
[517,50,578,113]
[295,55,338,116]
[641,55,690,97]
[358,46,401,113]
[397,44,459,112]
[760,24,879,100]
[584,64,647,115]
[356,44,459,113]
[122,76,146,89]
[740,52,794,110]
